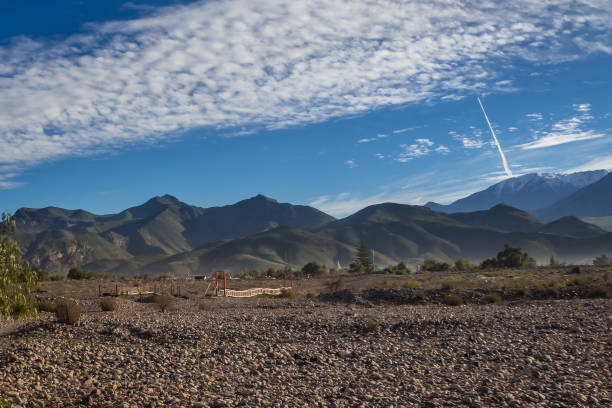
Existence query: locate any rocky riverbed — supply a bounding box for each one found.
[1,297,610,407]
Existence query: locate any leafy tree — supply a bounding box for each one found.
[454,258,475,271]
[422,258,453,272]
[479,244,536,269]
[352,241,374,273]
[1,213,37,319]
[383,261,411,275]
[301,261,327,277]
[593,254,612,266]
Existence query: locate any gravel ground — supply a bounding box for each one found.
[0,297,610,407]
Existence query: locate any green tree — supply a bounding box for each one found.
[301,261,327,277]
[593,254,612,266]
[1,213,38,319]
[454,258,475,271]
[479,244,536,269]
[353,241,374,273]
[422,258,452,272]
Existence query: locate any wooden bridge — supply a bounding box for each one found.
[218,287,292,298]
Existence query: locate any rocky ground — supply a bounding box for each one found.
[0,296,610,407]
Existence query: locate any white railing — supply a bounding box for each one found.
[218,287,292,298]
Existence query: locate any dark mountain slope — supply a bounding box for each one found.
[535,173,612,221]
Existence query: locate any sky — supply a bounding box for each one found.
[1,0,611,217]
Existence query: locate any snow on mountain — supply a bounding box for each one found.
[426,170,609,214]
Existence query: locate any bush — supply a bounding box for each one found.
[326,277,346,292]
[481,293,502,304]
[480,244,536,269]
[384,261,411,275]
[55,297,81,324]
[588,286,611,299]
[422,258,453,272]
[67,267,108,280]
[593,254,612,266]
[455,258,475,271]
[415,290,426,301]
[443,294,463,306]
[1,213,38,319]
[301,261,327,277]
[279,288,297,299]
[36,299,57,313]
[198,300,208,311]
[306,291,318,299]
[153,294,173,312]
[364,316,379,332]
[99,298,117,312]
[569,266,581,274]
[441,280,455,290]
[402,280,420,289]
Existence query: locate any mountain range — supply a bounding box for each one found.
[426,170,609,215]
[9,170,612,275]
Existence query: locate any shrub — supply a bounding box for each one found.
[99,298,117,312]
[443,294,463,306]
[593,254,612,266]
[402,280,420,289]
[1,213,38,319]
[364,316,379,332]
[279,288,297,299]
[198,301,208,311]
[67,267,108,280]
[455,258,475,271]
[441,280,455,290]
[588,285,611,299]
[55,297,81,324]
[153,294,173,312]
[479,244,536,269]
[326,277,346,292]
[301,261,327,277]
[481,293,502,304]
[569,266,581,274]
[415,290,426,301]
[422,258,452,272]
[36,299,57,313]
[306,291,318,299]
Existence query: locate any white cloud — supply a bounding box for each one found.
[566,155,612,172]
[573,103,591,113]
[345,160,357,168]
[358,138,374,143]
[375,153,385,159]
[508,126,518,132]
[435,145,450,153]
[392,128,413,134]
[517,114,605,149]
[461,137,486,149]
[526,113,543,120]
[1,0,611,177]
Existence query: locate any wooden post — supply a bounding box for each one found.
[223,270,227,297]
[215,271,219,296]
[98,283,101,297]
[115,284,118,297]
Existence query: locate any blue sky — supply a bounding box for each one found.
[1,0,611,217]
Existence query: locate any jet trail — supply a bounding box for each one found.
[477,97,513,177]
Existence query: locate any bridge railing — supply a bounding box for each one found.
[218,287,292,298]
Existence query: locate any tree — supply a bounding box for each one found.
[422,258,452,272]
[352,241,374,273]
[593,254,612,266]
[1,213,37,319]
[454,258,475,271]
[301,261,327,277]
[479,244,536,269]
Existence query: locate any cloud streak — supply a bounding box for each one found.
[1,0,611,174]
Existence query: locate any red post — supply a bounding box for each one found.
[215,271,219,296]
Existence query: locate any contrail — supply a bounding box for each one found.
[477,97,513,177]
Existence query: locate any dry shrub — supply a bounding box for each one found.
[481,293,501,304]
[279,288,297,299]
[326,277,346,292]
[443,294,463,306]
[36,299,56,313]
[99,298,117,312]
[306,291,318,299]
[55,297,81,324]
[154,294,173,312]
[364,315,379,333]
